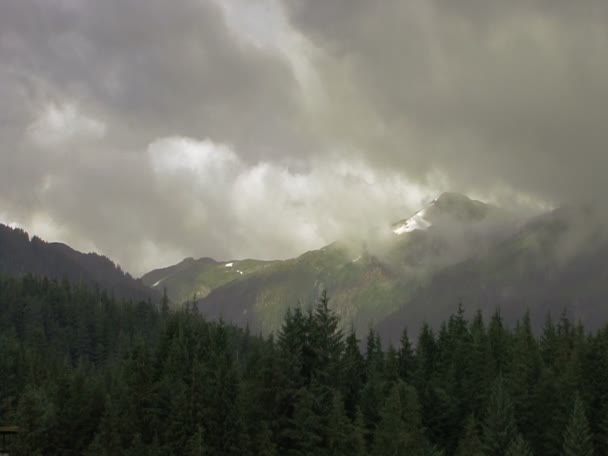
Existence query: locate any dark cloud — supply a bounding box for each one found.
[1,0,607,274]
[283,0,608,207]
[0,0,322,273]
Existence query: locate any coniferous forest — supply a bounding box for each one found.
[1,275,608,455]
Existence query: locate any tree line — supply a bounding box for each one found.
[0,274,607,455]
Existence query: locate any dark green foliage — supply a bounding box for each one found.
[562,395,594,456]
[1,276,608,454]
[506,434,534,456]
[398,327,415,381]
[482,376,518,456]
[455,415,483,456]
[371,384,409,456]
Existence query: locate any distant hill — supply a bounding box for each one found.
[141,256,277,305]
[0,224,157,302]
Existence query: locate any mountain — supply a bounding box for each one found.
[142,193,608,339]
[141,256,277,304]
[377,205,608,341]
[196,242,399,334]
[195,192,518,334]
[0,223,156,302]
[391,192,493,234]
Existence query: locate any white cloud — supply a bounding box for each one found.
[148,136,239,178]
[145,135,436,263]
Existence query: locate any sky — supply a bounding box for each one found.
[1,0,607,275]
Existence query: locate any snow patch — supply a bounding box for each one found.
[393,206,433,235]
[152,277,166,287]
[237,270,244,275]
[225,262,234,267]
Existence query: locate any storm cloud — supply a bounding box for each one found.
[1,0,607,274]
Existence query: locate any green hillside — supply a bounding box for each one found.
[141,193,515,334]
[198,242,413,334]
[141,256,277,305]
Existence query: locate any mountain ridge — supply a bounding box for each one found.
[0,223,157,302]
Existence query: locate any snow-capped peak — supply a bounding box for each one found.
[392,193,493,235]
[392,205,433,235]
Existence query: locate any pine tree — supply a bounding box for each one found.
[351,408,368,456]
[310,290,344,388]
[384,344,400,384]
[372,384,409,456]
[398,327,415,381]
[455,415,483,456]
[202,323,246,456]
[506,434,533,456]
[185,426,206,456]
[366,327,383,373]
[91,394,124,455]
[160,286,170,315]
[326,393,365,456]
[372,382,428,456]
[341,327,365,418]
[488,309,511,375]
[482,376,518,456]
[399,382,428,453]
[288,388,323,456]
[598,406,608,456]
[509,312,541,445]
[415,323,437,387]
[14,386,56,456]
[562,395,594,456]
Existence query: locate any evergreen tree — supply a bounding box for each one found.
[372,382,428,456]
[455,415,483,456]
[482,376,518,456]
[288,388,323,456]
[326,393,365,456]
[598,407,608,456]
[488,309,511,375]
[160,286,170,315]
[3,274,608,455]
[372,384,410,456]
[562,395,594,456]
[398,327,415,381]
[509,312,541,445]
[310,291,344,389]
[506,434,533,456]
[341,327,365,418]
[384,344,400,385]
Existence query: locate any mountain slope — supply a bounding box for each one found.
[141,256,277,304]
[377,205,608,341]
[198,193,515,334]
[198,242,403,333]
[0,224,156,302]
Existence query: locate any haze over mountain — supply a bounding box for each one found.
[2,191,607,339]
[137,192,607,337]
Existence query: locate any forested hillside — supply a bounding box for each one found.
[1,276,607,455]
[0,224,156,303]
